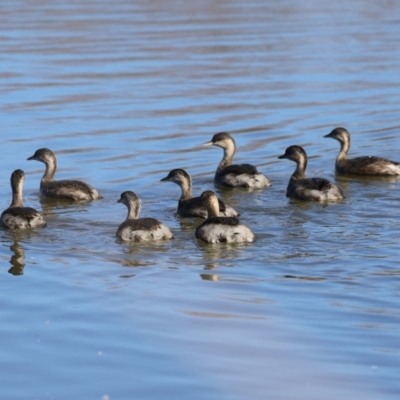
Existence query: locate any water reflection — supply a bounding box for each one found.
[335,174,400,184]
[109,239,174,270]
[196,239,251,279]
[200,273,219,281]
[115,239,173,252]
[40,197,91,216]
[109,257,153,268]
[176,216,202,233]
[1,0,400,398]
[283,274,325,281]
[199,273,263,284]
[1,230,37,276]
[335,175,400,200]
[8,241,25,276]
[203,262,218,270]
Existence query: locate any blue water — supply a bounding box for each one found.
[1,1,400,399]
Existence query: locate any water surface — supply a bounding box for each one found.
[1,1,400,399]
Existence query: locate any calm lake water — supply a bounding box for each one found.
[1,1,400,399]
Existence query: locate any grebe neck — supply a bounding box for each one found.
[217,141,236,173]
[291,157,307,179]
[41,157,57,182]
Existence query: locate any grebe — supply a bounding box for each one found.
[278,145,344,201]
[204,132,271,188]
[116,191,173,242]
[27,148,101,201]
[324,127,400,176]
[1,169,46,229]
[160,168,238,218]
[195,190,254,243]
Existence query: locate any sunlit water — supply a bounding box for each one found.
[1,1,400,399]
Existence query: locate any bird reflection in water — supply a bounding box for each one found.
[40,196,88,216]
[8,241,25,276]
[198,243,244,282]
[200,273,219,281]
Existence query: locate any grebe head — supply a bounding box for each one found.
[200,190,220,217]
[160,168,191,186]
[204,132,236,150]
[117,191,141,219]
[11,169,25,191]
[27,148,56,164]
[324,127,350,144]
[278,145,307,164]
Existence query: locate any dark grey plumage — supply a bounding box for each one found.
[195,190,254,243]
[27,148,101,201]
[160,168,238,218]
[324,127,400,176]
[116,191,173,242]
[204,132,271,188]
[1,169,46,229]
[198,215,240,228]
[117,217,162,232]
[278,145,344,201]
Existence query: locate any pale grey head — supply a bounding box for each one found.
[160,168,192,186]
[204,132,236,150]
[117,191,141,220]
[200,190,220,218]
[278,145,308,163]
[278,145,309,179]
[10,169,25,192]
[324,127,350,144]
[27,148,57,165]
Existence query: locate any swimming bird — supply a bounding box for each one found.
[324,127,400,176]
[160,168,238,218]
[116,191,173,242]
[27,148,101,201]
[195,190,254,243]
[1,169,46,229]
[204,132,271,188]
[278,145,344,201]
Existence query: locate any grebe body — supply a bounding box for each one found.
[116,191,173,242]
[160,168,238,218]
[1,169,46,229]
[278,146,344,201]
[324,127,400,176]
[204,132,271,188]
[27,148,101,201]
[195,190,254,243]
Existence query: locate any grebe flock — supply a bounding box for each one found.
[2,129,398,244]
